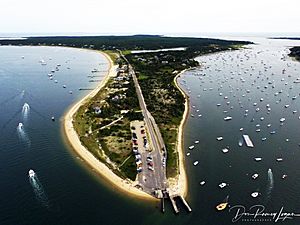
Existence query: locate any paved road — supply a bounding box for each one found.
[120,51,167,193]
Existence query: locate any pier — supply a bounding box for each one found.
[180,196,192,212]
[170,196,180,214]
[161,198,165,213]
[168,194,192,214]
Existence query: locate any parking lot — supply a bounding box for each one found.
[130,121,166,195]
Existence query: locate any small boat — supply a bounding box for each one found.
[280,118,286,123]
[261,137,267,141]
[51,116,55,121]
[218,182,227,189]
[276,158,283,162]
[224,116,232,121]
[193,161,199,166]
[217,137,223,141]
[28,169,35,178]
[282,174,287,179]
[255,157,262,161]
[222,148,229,153]
[200,181,206,186]
[251,192,259,198]
[252,173,259,179]
[195,140,200,144]
[216,195,229,211]
[238,139,243,146]
[186,153,190,156]
[189,145,195,150]
[270,131,276,134]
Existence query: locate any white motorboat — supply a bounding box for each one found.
[200,181,206,186]
[218,182,227,189]
[280,118,286,123]
[28,169,35,178]
[224,116,232,121]
[251,192,259,198]
[222,148,229,153]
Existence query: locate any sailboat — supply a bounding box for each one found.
[216,195,229,211]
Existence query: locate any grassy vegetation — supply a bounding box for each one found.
[119,155,137,181]
[103,50,119,64]
[73,61,143,180]
[290,47,300,61]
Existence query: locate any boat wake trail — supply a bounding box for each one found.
[22,103,30,123]
[17,123,31,147]
[266,168,274,201]
[29,171,50,208]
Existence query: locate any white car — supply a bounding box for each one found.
[148,166,154,171]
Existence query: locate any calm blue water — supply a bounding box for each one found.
[178,37,300,224]
[1,38,300,225]
[0,46,161,225]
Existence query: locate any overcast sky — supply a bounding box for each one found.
[0,0,299,35]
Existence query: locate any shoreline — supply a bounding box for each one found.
[63,50,156,201]
[172,69,190,197]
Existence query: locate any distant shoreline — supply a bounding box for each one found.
[63,50,156,201]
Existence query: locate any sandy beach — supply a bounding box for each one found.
[171,69,189,197]
[63,51,156,201]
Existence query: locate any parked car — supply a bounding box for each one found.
[147,161,153,167]
[148,166,154,171]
